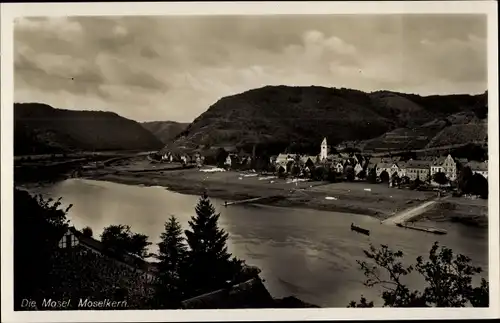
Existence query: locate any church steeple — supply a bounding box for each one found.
[320,137,328,161]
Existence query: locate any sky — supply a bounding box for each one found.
[13,14,487,123]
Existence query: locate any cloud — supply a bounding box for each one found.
[13,15,487,123]
[15,17,83,37]
[140,46,159,59]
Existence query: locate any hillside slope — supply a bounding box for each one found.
[14,103,165,155]
[141,121,189,144]
[168,86,487,155]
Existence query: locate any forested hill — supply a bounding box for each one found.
[168,86,487,155]
[14,103,164,155]
[141,121,189,145]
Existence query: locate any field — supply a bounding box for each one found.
[85,158,438,219]
[305,182,436,218]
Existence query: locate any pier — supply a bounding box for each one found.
[224,196,284,207]
[224,197,268,207]
[396,223,447,235]
[382,197,448,235]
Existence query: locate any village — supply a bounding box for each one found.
[151,137,488,197]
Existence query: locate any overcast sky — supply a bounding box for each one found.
[14,14,487,123]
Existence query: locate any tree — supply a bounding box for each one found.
[357,169,367,180]
[101,224,152,259]
[291,165,301,178]
[344,165,355,182]
[326,168,337,183]
[215,148,229,168]
[401,176,410,185]
[457,166,473,193]
[348,242,489,307]
[184,193,243,297]
[154,216,188,308]
[312,166,326,181]
[468,173,488,199]
[255,154,270,172]
[277,166,287,178]
[286,160,294,174]
[14,189,71,309]
[305,158,315,171]
[82,226,93,237]
[367,168,377,184]
[410,175,423,190]
[380,170,389,183]
[432,172,448,187]
[390,173,400,187]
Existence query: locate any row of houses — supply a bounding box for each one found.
[273,137,488,182]
[372,154,488,181]
[159,149,256,169]
[158,151,206,167]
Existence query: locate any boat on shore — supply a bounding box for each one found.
[350,223,370,236]
[396,222,447,235]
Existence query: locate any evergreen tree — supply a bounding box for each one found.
[184,193,242,296]
[345,165,355,182]
[367,168,378,184]
[82,226,93,237]
[380,170,390,183]
[154,216,187,308]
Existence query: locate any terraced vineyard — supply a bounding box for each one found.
[427,122,487,148]
[362,120,448,152]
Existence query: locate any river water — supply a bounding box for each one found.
[26,178,488,307]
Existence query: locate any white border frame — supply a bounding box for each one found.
[1,1,499,322]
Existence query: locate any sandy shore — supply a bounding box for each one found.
[82,166,446,220]
[19,154,487,226]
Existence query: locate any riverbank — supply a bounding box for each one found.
[410,199,488,229]
[82,167,439,220]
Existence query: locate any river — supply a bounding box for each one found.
[25,178,489,307]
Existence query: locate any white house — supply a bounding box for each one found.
[388,163,407,178]
[406,159,431,181]
[354,162,364,176]
[58,228,81,249]
[395,162,407,178]
[430,154,457,181]
[275,153,295,172]
[333,161,344,174]
[180,155,188,164]
[224,155,232,167]
[57,227,158,282]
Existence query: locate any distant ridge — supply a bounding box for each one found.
[141,121,189,145]
[14,103,164,155]
[166,85,487,155]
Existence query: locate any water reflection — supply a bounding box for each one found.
[26,179,488,307]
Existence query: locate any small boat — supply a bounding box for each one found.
[351,223,370,236]
[428,228,448,235]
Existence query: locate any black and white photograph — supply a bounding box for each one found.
[1,1,499,322]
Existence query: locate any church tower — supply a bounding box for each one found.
[320,137,328,161]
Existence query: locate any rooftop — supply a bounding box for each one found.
[406,159,431,169]
[180,277,275,309]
